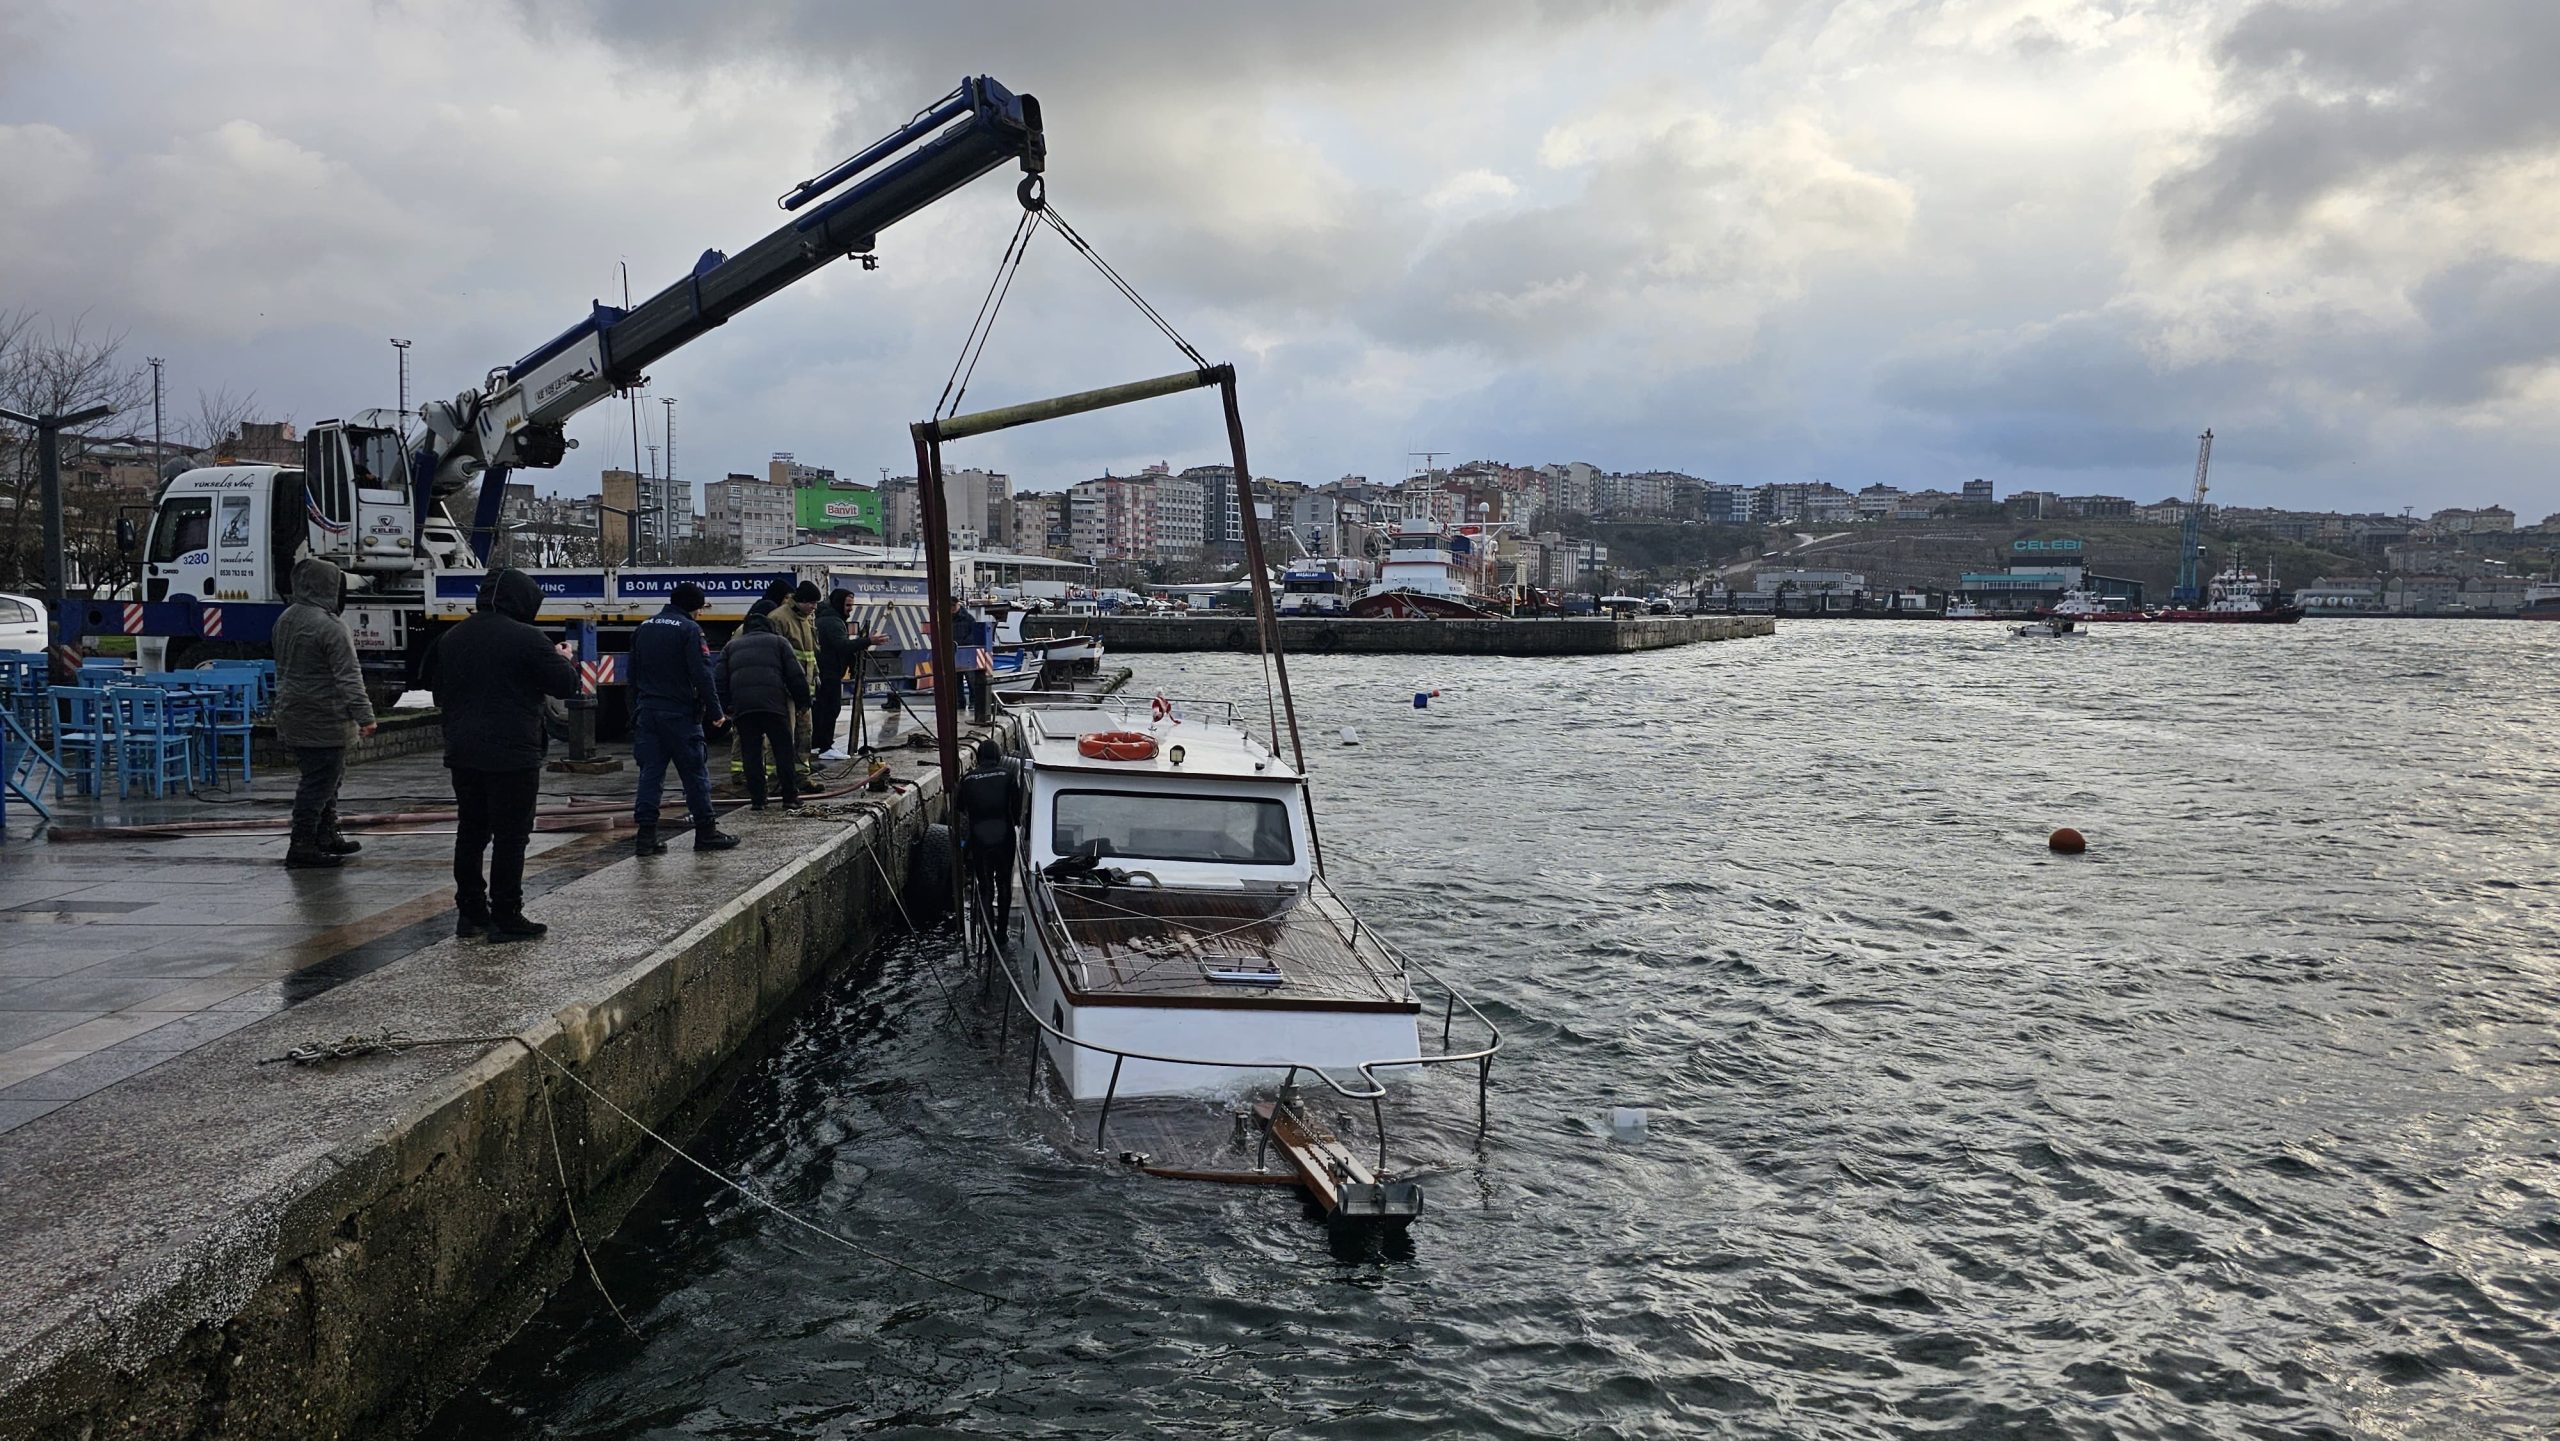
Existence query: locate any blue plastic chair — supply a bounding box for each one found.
[199,674,260,783]
[152,671,258,783]
[203,659,278,717]
[0,652,44,736]
[110,685,196,798]
[4,709,64,824]
[48,685,114,797]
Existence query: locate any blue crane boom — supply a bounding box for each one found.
[399,76,1045,558]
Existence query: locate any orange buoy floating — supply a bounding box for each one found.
[1077,730,1159,762]
[2048,827,2087,854]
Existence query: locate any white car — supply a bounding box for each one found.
[0,592,46,655]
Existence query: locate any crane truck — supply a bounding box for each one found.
[66,76,1044,710]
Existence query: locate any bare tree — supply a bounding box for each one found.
[184,385,262,459]
[0,309,150,595]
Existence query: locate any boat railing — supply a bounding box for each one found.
[1007,692,1239,725]
[979,867,1503,1162]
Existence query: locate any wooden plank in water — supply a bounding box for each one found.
[1256,1100,1371,1217]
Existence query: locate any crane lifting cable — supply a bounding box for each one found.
[908,191,1305,828]
[931,181,1211,420]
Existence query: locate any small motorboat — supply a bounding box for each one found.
[2011,616,2086,638]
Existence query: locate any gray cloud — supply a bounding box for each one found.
[1376,108,1912,353]
[4,0,2556,517]
[2155,0,2560,245]
[2400,259,2560,406]
[1874,303,2351,477]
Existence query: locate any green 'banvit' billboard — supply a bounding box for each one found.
[793,486,881,535]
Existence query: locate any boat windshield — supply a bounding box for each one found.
[1053,789,1296,866]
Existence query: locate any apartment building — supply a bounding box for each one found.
[1068,474,1157,562]
[704,472,795,555]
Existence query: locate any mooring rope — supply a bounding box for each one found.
[531,1057,643,1337]
[263,1031,1014,1306]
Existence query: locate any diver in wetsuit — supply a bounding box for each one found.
[955,739,1022,941]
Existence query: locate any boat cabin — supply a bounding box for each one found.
[1017,704,1312,887]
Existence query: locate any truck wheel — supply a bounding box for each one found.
[906,822,956,924]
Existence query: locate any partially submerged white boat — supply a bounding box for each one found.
[899,340,1497,1229]
[989,697,1428,1101]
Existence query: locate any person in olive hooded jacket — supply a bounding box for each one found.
[419,568,579,942]
[270,557,377,869]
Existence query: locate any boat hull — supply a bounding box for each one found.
[2147,608,2305,624]
[1346,588,1499,620]
[1019,928,1420,1100]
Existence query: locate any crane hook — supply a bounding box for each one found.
[1016,174,1045,213]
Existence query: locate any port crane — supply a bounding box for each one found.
[2173,427,2213,605]
[86,76,1044,687]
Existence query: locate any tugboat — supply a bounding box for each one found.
[1347,518,1500,618]
[2152,559,2304,624]
[2045,587,2148,623]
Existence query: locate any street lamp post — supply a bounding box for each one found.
[661,396,676,560]
[147,357,165,480]
[0,401,117,616]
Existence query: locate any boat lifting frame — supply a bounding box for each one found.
[910,363,1310,803]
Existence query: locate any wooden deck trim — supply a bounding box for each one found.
[1053,969,1421,1013]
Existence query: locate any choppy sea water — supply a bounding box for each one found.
[429,620,2560,1439]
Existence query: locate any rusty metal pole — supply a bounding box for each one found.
[909,427,964,802]
[1219,372,1305,775]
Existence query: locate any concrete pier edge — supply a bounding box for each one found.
[0,773,944,1440]
[1024,613,1776,654]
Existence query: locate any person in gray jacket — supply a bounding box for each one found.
[270,557,377,869]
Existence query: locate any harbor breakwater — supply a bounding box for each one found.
[1025,613,1773,655]
[0,775,942,1440]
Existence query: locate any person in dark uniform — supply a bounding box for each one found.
[625,582,741,856]
[955,739,1021,938]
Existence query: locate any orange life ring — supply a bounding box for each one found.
[1077,730,1158,761]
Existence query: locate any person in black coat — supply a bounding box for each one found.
[746,577,791,621]
[812,587,871,760]
[714,612,810,810]
[954,739,1022,939]
[419,567,580,942]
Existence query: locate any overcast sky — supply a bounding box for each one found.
[6,0,2555,514]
